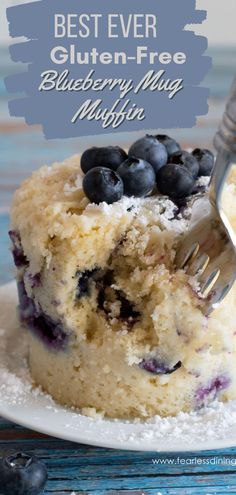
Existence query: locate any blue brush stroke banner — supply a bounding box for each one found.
[5,0,212,139]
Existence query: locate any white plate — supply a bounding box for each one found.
[1,282,236,452]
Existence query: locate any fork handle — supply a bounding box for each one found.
[210,77,236,209]
[214,76,236,156]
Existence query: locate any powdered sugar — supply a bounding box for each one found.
[85,194,189,236]
[196,176,210,188]
[1,282,236,451]
[62,166,211,239]
[64,173,84,195]
[125,401,236,445]
[85,195,141,216]
[58,399,236,449]
[0,324,48,407]
[39,165,53,179]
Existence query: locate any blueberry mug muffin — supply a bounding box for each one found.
[10,135,236,419]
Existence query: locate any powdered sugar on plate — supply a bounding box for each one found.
[0,326,53,408]
[60,400,236,447]
[1,281,236,452]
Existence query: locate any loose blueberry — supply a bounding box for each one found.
[17,280,69,350]
[192,148,214,176]
[0,452,47,495]
[83,167,124,204]
[155,134,181,157]
[169,150,199,178]
[117,157,155,197]
[129,135,168,173]
[9,230,28,268]
[156,164,195,199]
[81,146,127,174]
[139,359,182,375]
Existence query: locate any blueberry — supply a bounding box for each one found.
[96,271,140,326]
[192,181,208,196]
[129,135,168,173]
[26,273,41,289]
[196,375,230,408]
[33,313,69,350]
[81,146,127,174]
[169,150,199,179]
[115,290,141,321]
[156,164,195,199]
[0,452,47,495]
[97,270,114,311]
[9,230,28,268]
[155,134,181,157]
[83,167,124,204]
[17,280,35,321]
[76,268,100,299]
[117,157,155,197]
[192,148,214,176]
[139,359,182,375]
[17,280,69,350]
[171,197,190,220]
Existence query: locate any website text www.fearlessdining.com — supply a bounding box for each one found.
[152,457,236,466]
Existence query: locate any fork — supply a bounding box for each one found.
[175,77,236,314]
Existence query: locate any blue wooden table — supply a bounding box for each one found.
[1,415,236,495]
[1,45,236,493]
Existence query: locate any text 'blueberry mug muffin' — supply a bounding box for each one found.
[10,135,236,419]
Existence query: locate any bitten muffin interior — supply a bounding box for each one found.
[10,153,236,419]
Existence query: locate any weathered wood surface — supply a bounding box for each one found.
[1,417,236,495]
[1,46,236,494]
